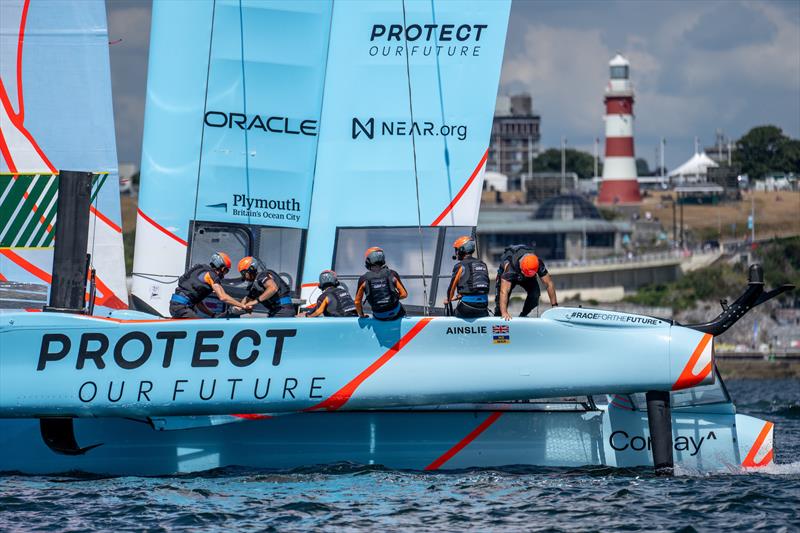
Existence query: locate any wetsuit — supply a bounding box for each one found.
[449,256,490,318]
[315,284,358,317]
[358,266,406,321]
[170,264,221,318]
[249,269,294,317]
[493,248,549,317]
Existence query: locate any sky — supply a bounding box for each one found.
[106,0,800,171]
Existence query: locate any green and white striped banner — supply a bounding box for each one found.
[0,172,108,248]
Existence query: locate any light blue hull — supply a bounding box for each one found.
[0,407,772,476]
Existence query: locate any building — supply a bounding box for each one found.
[477,195,632,264]
[704,129,735,165]
[488,94,541,185]
[597,54,641,204]
[524,172,578,203]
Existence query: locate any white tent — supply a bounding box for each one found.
[668,152,719,183]
[484,170,509,192]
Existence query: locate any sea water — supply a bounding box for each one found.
[1,379,798,531]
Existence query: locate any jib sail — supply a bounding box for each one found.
[0,0,126,310]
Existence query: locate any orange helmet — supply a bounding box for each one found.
[519,253,540,277]
[453,236,476,255]
[237,256,258,277]
[210,252,232,270]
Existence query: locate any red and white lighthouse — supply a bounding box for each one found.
[597,54,641,205]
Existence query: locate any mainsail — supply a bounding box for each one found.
[0,0,126,309]
[132,0,511,316]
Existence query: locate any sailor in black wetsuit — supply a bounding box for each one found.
[169,252,252,318]
[355,247,408,321]
[494,245,558,321]
[444,236,490,318]
[238,256,295,317]
[305,270,358,318]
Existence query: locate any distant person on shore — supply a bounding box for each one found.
[444,236,490,318]
[494,245,558,320]
[169,252,252,318]
[238,256,295,317]
[355,247,408,320]
[303,270,358,317]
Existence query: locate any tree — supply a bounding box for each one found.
[528,148,600,180]
[636,158,651,176]
[734,125,800,179]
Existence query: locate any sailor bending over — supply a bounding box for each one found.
[304,270,358,317]
[494,245,558,321]
[355,247,408,320]
[444,236,490,318]
[169,252,251,318]
[238,256,295,317]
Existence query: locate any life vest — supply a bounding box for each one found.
[363,267,400,313]
[456,257,490,296]
[175,264,217,305]
[500,244,537,279]
[319,285,358,317]
[250,269,292,310]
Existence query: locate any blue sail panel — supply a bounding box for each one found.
[138,0,331,235]
[133,0,332,314]
[301,0,510,285]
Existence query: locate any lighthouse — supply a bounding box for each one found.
[597,54,641,204]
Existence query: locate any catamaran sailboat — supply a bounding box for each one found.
[0,0,790,476]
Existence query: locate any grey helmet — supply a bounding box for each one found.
[319,270,339,289]
[209,252,232,271]
[364,247,386,268]
[453,236,476,256]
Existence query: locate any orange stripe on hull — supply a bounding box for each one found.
[307,317,434,412]
[425,411,504,470]
[742,421,774,468]
[672,333,713,390]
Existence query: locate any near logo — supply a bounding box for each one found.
[352,117,375,139]
[351,117,467,141]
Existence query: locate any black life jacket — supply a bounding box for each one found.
[500,244,536,277]
[319,285,357,317]
[363,267,400,313]
[175,264,217,304]
[456,257,490,295]
[250,269,292,310]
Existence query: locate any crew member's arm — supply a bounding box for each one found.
[445,266,463,305]
[246,278,278,307]
[394,276,408,300]
[307,297,328,318]
[390,270,408,300]
[541,273,558,307]
[498,263,513,321]
[210,282,250,310]
[355,280,367,318]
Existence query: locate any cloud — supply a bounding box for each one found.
[499,0,800,167]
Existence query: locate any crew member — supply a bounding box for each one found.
[238,256,295,317]
[355,247,408,320]
[444,236,490,318]
[305,270,358,317]
[494,245,558,320]
[169,252,251,318]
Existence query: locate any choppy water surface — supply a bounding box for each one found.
[2,379,799,532]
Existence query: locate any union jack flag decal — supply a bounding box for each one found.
[492,325,509,334]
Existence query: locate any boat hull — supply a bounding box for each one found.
[0,408,772,476]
